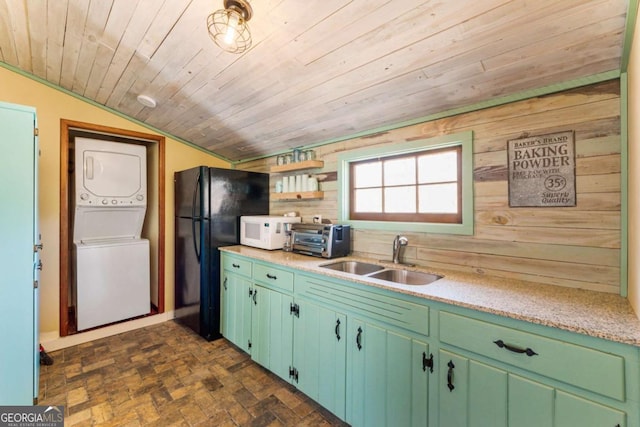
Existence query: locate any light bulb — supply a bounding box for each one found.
[224,11,240,45]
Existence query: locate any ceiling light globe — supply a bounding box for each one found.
[207,8,252,54]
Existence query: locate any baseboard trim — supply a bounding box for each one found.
[40,311,175,352]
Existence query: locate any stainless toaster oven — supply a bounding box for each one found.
[291,223,351,258]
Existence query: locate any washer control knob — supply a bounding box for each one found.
[80,193,89,201]
[136,194,144,201]
[111,199,117,205]
[102,199,108,205]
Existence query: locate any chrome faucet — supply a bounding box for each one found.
[392,235,408,264]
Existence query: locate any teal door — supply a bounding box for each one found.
[250,284,269,368]
[293,298,347,420]
[555,390,626,427]
[437,348,621,427]
[220,271,252,352]
[508,374,554,427]
[0,102,38,405]
[469,360,507,427]
[439,349,469,427]
[250,284,293,381]
[347,318,430,427]
[265,286,293,382]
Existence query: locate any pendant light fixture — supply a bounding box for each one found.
[207,0,253,54]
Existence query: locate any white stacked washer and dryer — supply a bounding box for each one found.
[73,137,150,331]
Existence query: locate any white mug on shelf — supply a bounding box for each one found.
[308,176,319,191]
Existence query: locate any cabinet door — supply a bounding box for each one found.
[0,102,38,405]
[293,298,347,420]
[439,349,557,427]
[469,360,508,427]
[348,318,430,427]
[438,349,469,427]
[251,284,293,382]
[508,374,554,427]
[441,355,512,427]
[250,284,269,368]
[266,286,294,382]
[220,272,252,353]
[555,391,626,427]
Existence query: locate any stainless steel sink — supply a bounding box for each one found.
[320,261,385,275]
[367,269,443,286]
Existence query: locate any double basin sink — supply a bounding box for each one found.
[320,260,442,286]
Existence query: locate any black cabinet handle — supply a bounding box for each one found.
[356,327,363,351]
[422,352,434,373]
[335,319,341,341]
[253,289,258,305]
[493,340,538,357]
[447,360,455,391]
[223,277,228,290]
[232,263,240,268]
[266,273,277,280]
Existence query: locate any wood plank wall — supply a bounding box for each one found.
[241,80,621,294]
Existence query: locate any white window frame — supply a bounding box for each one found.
[337,131,474,235]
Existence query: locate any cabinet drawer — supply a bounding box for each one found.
[297,274,429,336]
[222,255,252,278]
[254,263,294,293]
[439,311,625,401]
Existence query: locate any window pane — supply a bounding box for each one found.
[353,161,382,188]
[419,183,458,213]
[418,151,458,183]
[384,157,415,186]
[384,186,416,213]
[354,188,382,212]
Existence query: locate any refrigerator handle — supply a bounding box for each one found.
[192,217,201,261]
[192,169,201,219]
[192,169,202,260]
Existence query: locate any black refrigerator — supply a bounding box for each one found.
[174,166,269,340]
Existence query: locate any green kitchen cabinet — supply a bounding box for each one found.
[220,270,252,352]
[292,297,347,419]
[250,262,295,381]
[439,348,553,427]
[555,391,626,427]
[0,102,39,405]
[220,255,253,352]
[346,316,430,427]
[295,271,433,426]
[438,310,631,427]
[250,283,293,381]
[221,253,639,427]
[438,348,626,427]
[221,254,295,382]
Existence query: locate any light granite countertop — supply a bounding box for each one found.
[220,245,640,347]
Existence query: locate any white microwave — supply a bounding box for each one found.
[240,215,301,250]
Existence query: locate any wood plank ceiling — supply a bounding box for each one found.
[0,0,632,161]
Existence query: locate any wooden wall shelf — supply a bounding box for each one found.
[272,191,324,201]
[270,160,324,173]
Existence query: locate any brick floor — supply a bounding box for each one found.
[39,321,348,426]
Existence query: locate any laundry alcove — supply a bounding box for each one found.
[59,119,165,336]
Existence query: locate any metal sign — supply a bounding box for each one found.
[507,131,576,207]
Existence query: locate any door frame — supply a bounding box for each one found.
[59,119,166,337]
